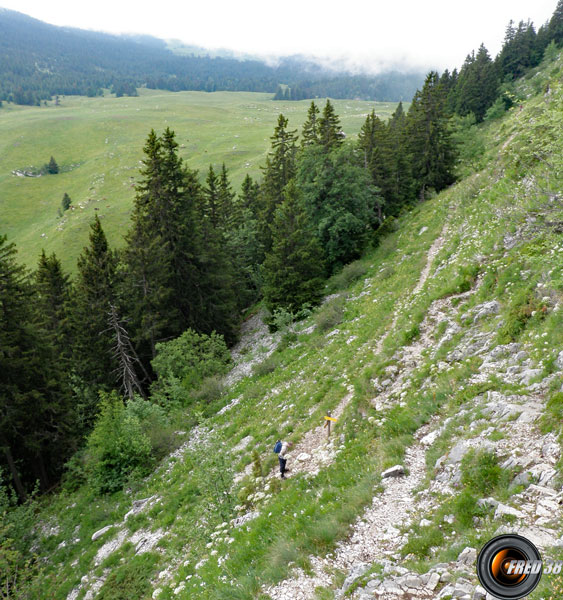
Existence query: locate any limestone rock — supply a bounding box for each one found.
[494,503,525,519]
[457,547,477,566]
[91,525,112,542]
[124,495,157,521]
[473,585,487,600]
[381,465,405,478]
[473,301,500,322]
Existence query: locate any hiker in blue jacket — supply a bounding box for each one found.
[275,440,293,479]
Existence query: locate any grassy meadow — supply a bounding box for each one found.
[0,90,399,271]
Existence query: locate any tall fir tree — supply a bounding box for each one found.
[71,215,119,396]
[407,72,457,200]
[0,236,73,498]
[549,0,563,46]
[386,101,413,213]
[34,250,72,359]
[204,165,221,229]
[262,181,325,314]
[455,44,499,122]
[301,101,320,147]
[47,156,59,174]
[259,114,298,253]
[218,163,237,231]
[358,110,392,219]
[318,99,344,152]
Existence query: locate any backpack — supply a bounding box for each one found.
[273,440,282,454]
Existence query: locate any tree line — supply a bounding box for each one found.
[440,1,563,123]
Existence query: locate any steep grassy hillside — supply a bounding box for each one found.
[8,52,563,600]
[0,91,395,271]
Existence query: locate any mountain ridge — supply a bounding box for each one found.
[0,7,425,104]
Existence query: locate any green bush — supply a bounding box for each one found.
[85,392,153,494]
[453,489,480,528]
[497,288,546,343]
[328,260,367,292]
[315,295,346,333]
[151,328,231,407]
[125,397,173,459]
[191,375,225,404]
[252,354,281,377]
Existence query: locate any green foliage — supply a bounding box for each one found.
[407,72,457,200]
[327,261,368,292]
[252,354,282,377]
[125,397,173,457]
[401,323,420,345]
[61,192,71,211]
[151,328,231,407]
[541,392,563,434]
[497,287,547,343]
[71,214,119,394]
[191,375,226,405]
[454,44,499,123]
[85,392,153,494]
[460,449,505,496]
[262,180,326,313]
[451,114,487,176]
[318,99,344,152]
[298,145,380,270]
[96,552,158,600]
[315,295,346,333]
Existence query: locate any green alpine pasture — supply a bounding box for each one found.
[0,90,398,271]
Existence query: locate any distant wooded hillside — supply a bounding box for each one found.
[0,8,424,104]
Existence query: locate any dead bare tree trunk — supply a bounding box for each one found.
[106,304,149,401]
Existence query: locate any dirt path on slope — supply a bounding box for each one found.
[263,219,456,599]
[374,217,451,357]
[263,421,436,600]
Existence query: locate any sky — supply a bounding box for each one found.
[0,0,558,73]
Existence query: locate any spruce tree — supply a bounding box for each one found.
[549,0,563,46]
[407,72,456,200]
[239,174,261,216]
[301,101,320,147]
[124,128,239,350]
[0,237,73,498]
[218,163,237,230]
[204,165,221,229]
[262,181,325,313]
[358,110,393,219]
[456,45,499,122]
[259,114,298,253]
[386,102,413,212]
[71,215,119,397]
[61,192,71,211]
[318,99,344,152]
[196,176,239,344]
[47,156,59,174]
[34,250,71,358]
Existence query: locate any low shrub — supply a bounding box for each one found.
[315,295,346,333]
[85,392,169,494]
[151,328,231,408]
[327,260,368,292]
